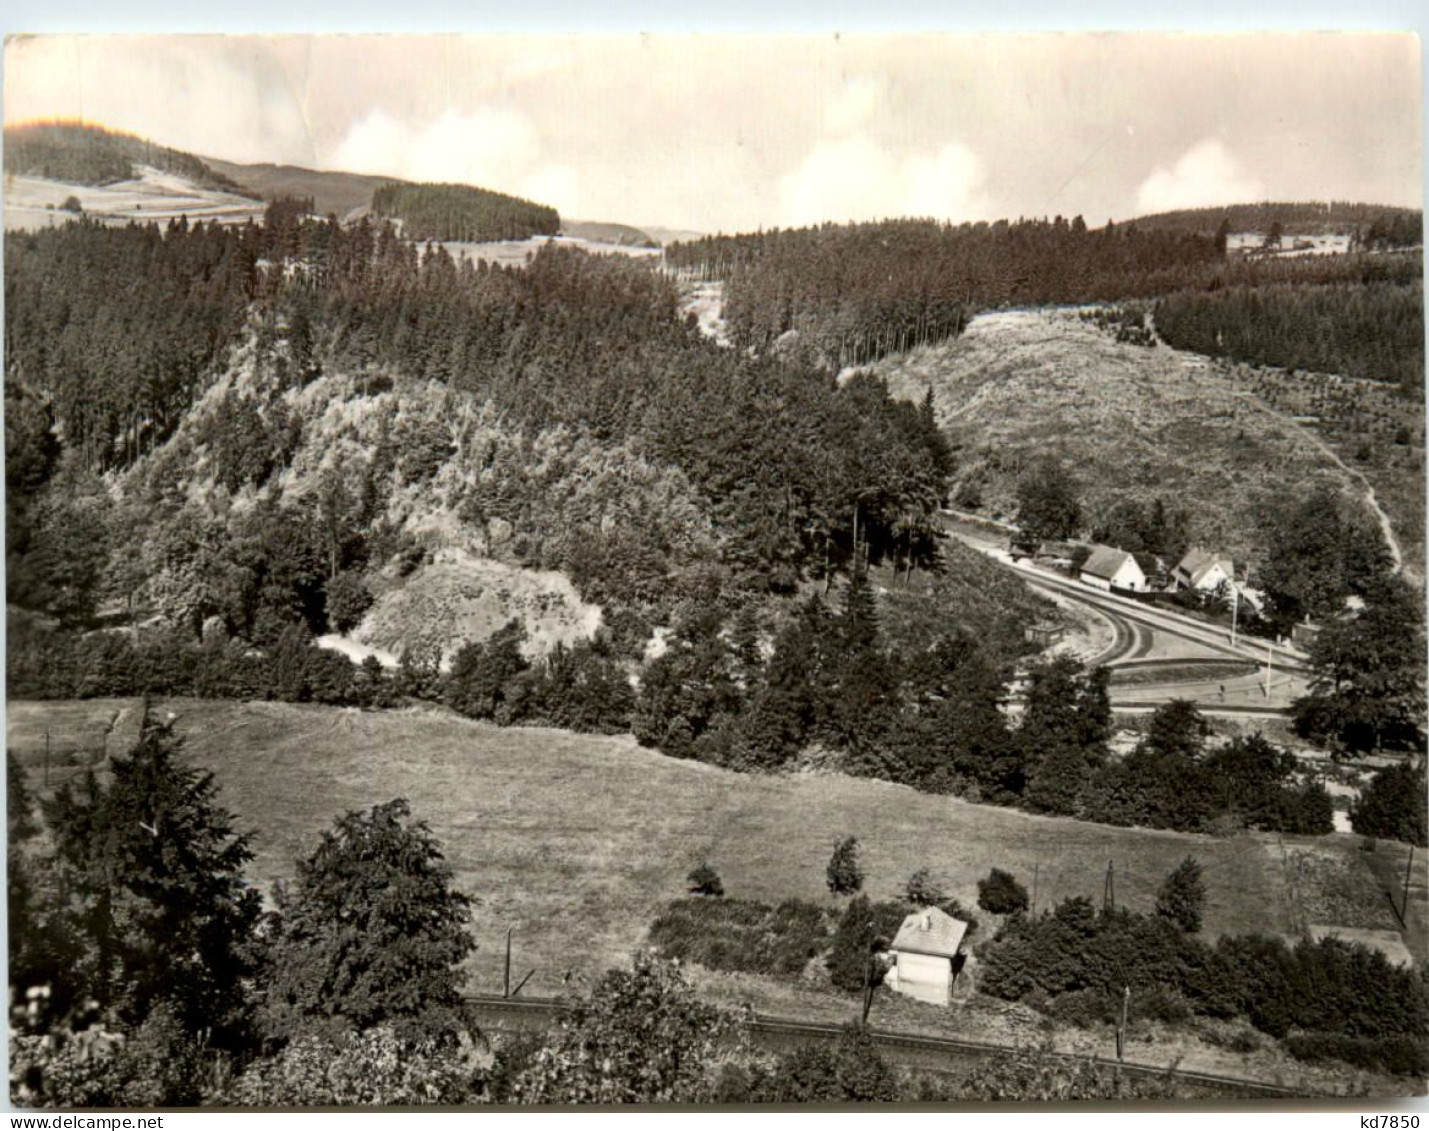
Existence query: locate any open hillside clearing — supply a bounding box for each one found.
[7,696,1422,1094]
[874,308,1395,576]
[3,168,266,231]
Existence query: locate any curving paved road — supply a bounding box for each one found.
[947,523,1311,713]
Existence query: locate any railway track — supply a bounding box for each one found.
[465,994,1308,1099]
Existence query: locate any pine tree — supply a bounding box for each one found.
[42,717,262,1045]
[1156,857,1206,933]
[826,836,864,896]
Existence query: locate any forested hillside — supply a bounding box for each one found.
[9,202,1055,793]
[4,122,252,195]
[1155,276,1424,393]
[1127,201,1422,243]
[371,182,560,242]
[666,217,1223,367]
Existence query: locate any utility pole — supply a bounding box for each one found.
[1230,581,1240,649]
[860,920,878,1029]
[504,926,513,997]
[1116,985,1131,1062]
[1264,640,1274,697]
[1403,844,1416,924]
[1031,862,1039,918]
[1103,860,1115,913]
[43,730,50,788]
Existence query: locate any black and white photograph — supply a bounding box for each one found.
[2,27,1426,1112]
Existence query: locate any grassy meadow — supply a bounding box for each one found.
[9,697,1418,1001]
[8,695,1423,1093]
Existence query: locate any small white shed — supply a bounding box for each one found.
[885,907,970,1007]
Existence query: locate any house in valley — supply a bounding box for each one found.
[1173,548,1235,594]
[884,907,971,1006]
[1078,546,1147,592]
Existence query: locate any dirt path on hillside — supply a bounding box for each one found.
[1145,314,1405,576]
[1218,386,1405,575]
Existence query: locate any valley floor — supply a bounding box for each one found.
[8,696,1423,1091]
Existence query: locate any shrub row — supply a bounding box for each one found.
[8,624,389,708]
[647,897,830,978]
[979,897,1429,1074]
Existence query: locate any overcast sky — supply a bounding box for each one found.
[4,33,1421,232]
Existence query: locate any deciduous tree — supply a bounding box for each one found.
[258,799,475,1046]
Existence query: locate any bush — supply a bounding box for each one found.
[958,1040,1176,1101]
[977,868,1029,914]
[325,570,374,634]
[826,836,864,896]
[826,897,907,993]
[1132,985,1193,1025]
[1284,1032,1429,1077]
[648,897,827,977]
[686,862,724,898]
[1352,761,1428,846]
[223,1026,478,1105]
[904,868,945,907]
[1041,989,1117,1029]
[444,621,530,721]
[1156,857,1206,933]
[749,1025,900,1102]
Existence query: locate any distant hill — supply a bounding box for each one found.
[563,220,658,248]
[372,181,559,242]
[204,158,409,219]
[4,121,254,196]
[1125,201,1422,238]
[644,225,704,246]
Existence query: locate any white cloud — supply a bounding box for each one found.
[1135,138,1265,214]
[517,164,581,213]
[904,143,987,219]
[328,106,545,196]
[778,136,988,226]
[825,77,883,136]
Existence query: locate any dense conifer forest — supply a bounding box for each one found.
[666,217,1224,365]
[3,122,253,194]
[1154,280,1425,392]
[1126,201,1422,243]
[371,182,561,242]
[665,217,1424,384]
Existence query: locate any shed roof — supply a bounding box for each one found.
[889,907,969,959]
[1081,545,1138,581]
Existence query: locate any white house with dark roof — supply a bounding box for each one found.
[884,907,970,1006]
[1078,546,1147,592]
[1173,548,1234,594]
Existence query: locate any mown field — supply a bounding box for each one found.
[9,698,1419,997]
[10,696,1423,1093]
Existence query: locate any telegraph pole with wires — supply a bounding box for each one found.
[1403,844,1416,925]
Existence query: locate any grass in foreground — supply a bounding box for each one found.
[10,696,1422,1096]
[45,699,1402,989]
